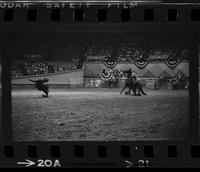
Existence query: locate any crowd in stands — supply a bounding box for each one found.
[11,33,189,77]
[82,33,189,62]
[12,61,78,77]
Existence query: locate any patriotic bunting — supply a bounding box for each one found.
[134,58,149,69]
[99,70,113,81]
[103,60,117,69]
[72,58,79,62]
[165,55,181,69]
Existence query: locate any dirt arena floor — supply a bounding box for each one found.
[12,87,190,141]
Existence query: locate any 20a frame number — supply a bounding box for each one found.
[37,159,61,168]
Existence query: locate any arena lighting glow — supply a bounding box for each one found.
[0,0,199,168]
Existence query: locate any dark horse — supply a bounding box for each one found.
[120,75,147,96]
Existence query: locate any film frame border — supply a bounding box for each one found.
[0,1,200,168]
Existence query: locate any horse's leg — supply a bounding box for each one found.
[127,85,133,96]
[133,85,137,95]
[120,85,127,95]
[140,85,147,95]
[130,83,136,96]
[128,85,131,94]
[137,91,142,96]
[137,85,142,96]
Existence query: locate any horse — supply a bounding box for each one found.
[119,72,147,96]
[127,80,147,96]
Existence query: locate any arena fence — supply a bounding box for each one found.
[11,69,84,87]
[83,77,158,89]
[11,62,189,89]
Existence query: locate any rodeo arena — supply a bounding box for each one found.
[10,32,191,141]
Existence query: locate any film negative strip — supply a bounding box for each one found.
[0,0,200,168]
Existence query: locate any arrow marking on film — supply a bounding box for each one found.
[17,159,35,167]
[125,160,134,168]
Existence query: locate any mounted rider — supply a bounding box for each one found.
[120,68,144,95]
